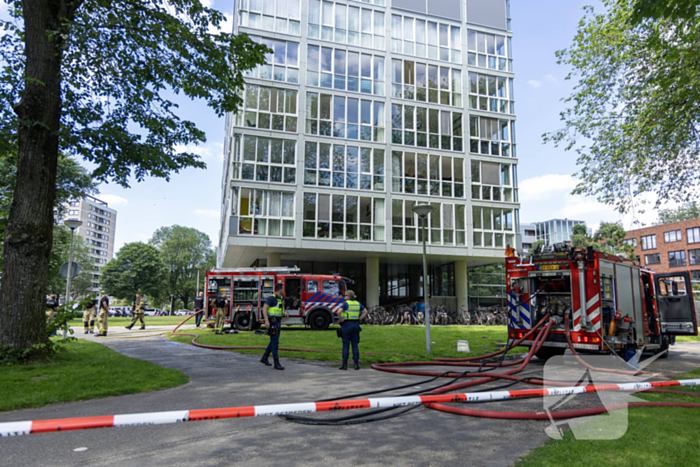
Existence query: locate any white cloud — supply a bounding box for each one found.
[195,209,220,218]
[544,74,559,84]
[207,12,234,35]
[97,194,128,207]
[175,141,224,162]
[527,80,541,89]
[519,174,579,202]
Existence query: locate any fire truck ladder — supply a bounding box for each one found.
[211,267,301,273]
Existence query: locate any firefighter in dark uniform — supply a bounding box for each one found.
[125,294,146,330]
[97,291,110,336]
[337,290,368,370]
[261,283,287,370]
[215,295,229,334]
[193,292,204,328]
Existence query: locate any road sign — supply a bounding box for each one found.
[59,262,80,279]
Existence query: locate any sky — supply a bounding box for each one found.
[7,0,676,252]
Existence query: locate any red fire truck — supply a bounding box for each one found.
[204,267,349,331]
[506,244,698,359]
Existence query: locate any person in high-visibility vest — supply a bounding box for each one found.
[337,290,368,370]
[261,283,287,370]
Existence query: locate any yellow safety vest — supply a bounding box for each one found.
[268,296,284,317]
[343,300,361,320]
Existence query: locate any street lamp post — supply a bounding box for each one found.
[411,204,433,354]
[63,218,83,340]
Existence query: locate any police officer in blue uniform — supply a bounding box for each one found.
[338,290,368,370]
[261,283,287,370]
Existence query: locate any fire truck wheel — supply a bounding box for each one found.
[234,313,253,331]
[308,310,331,330]
[535,346,566,361]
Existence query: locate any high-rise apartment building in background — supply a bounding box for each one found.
[219,0,519,309]
[58,195,118,291]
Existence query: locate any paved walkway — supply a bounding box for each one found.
[1,331,699,467]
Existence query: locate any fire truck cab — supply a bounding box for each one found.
[506,245,698,359]
[204,267,348,331]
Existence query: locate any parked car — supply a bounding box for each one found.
[174,309,191,316]
[144,308,159,316]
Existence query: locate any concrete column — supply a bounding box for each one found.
[366,257,380,308]
[455,260,468,311]
[267,252,281,268]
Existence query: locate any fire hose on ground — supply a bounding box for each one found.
[3,310,699,436]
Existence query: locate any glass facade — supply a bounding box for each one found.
[223,0,520,284]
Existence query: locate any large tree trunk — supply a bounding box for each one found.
[0,1,76,349]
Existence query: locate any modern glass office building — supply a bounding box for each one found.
[219,0,520,309]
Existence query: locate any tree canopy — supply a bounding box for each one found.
[100,242,168,302]
[570,222,635,258]
[0,0,268,350]
[150,225,215,309]
[0,0,269,187]
[630,0,700,23]
[655,202,700,225]
[546,0,700,214]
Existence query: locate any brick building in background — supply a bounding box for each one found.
[624,218,700,284]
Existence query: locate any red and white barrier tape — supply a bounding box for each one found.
[2,379,699,437]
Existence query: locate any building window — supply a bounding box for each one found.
[645,253,661,265]
[472,206,517,249]
[304,142,384,191]
[238,85,298,133]
[669,250,687,267]
[692,270,700,281]
[391,59,462,107]
[302,192,385,241]
[664,230,682,243]
[468,72,515,115]
[469,116,515,157]
[308,1,385,49]
[467,29,513,72]
[244,36,299,84]
[390,14,461,64]
[470,160,517,203]
[641,234,657,251]
[231,188,295,237]
[305,92,385,142]
[688,227,700,244]
[307,45,385,96]
[68,210,78,215]
[233,135,296,184]
[392,151,464,198]
[391,104,463,151]
[624,238,637,247]
[689,248,700,265]
[239,0,302,36]
[391,199,466,246]
[69,201,79,207]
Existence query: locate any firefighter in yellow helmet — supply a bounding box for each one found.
[337,290,368,370]
[125,294,146,330]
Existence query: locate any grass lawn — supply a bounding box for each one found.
[169,325,527,364]
[516,367,700,467]
[68,316,189,327]
[676,335,700,342]
[0,338,188,412]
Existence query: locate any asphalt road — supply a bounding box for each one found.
[1,329,699,467]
